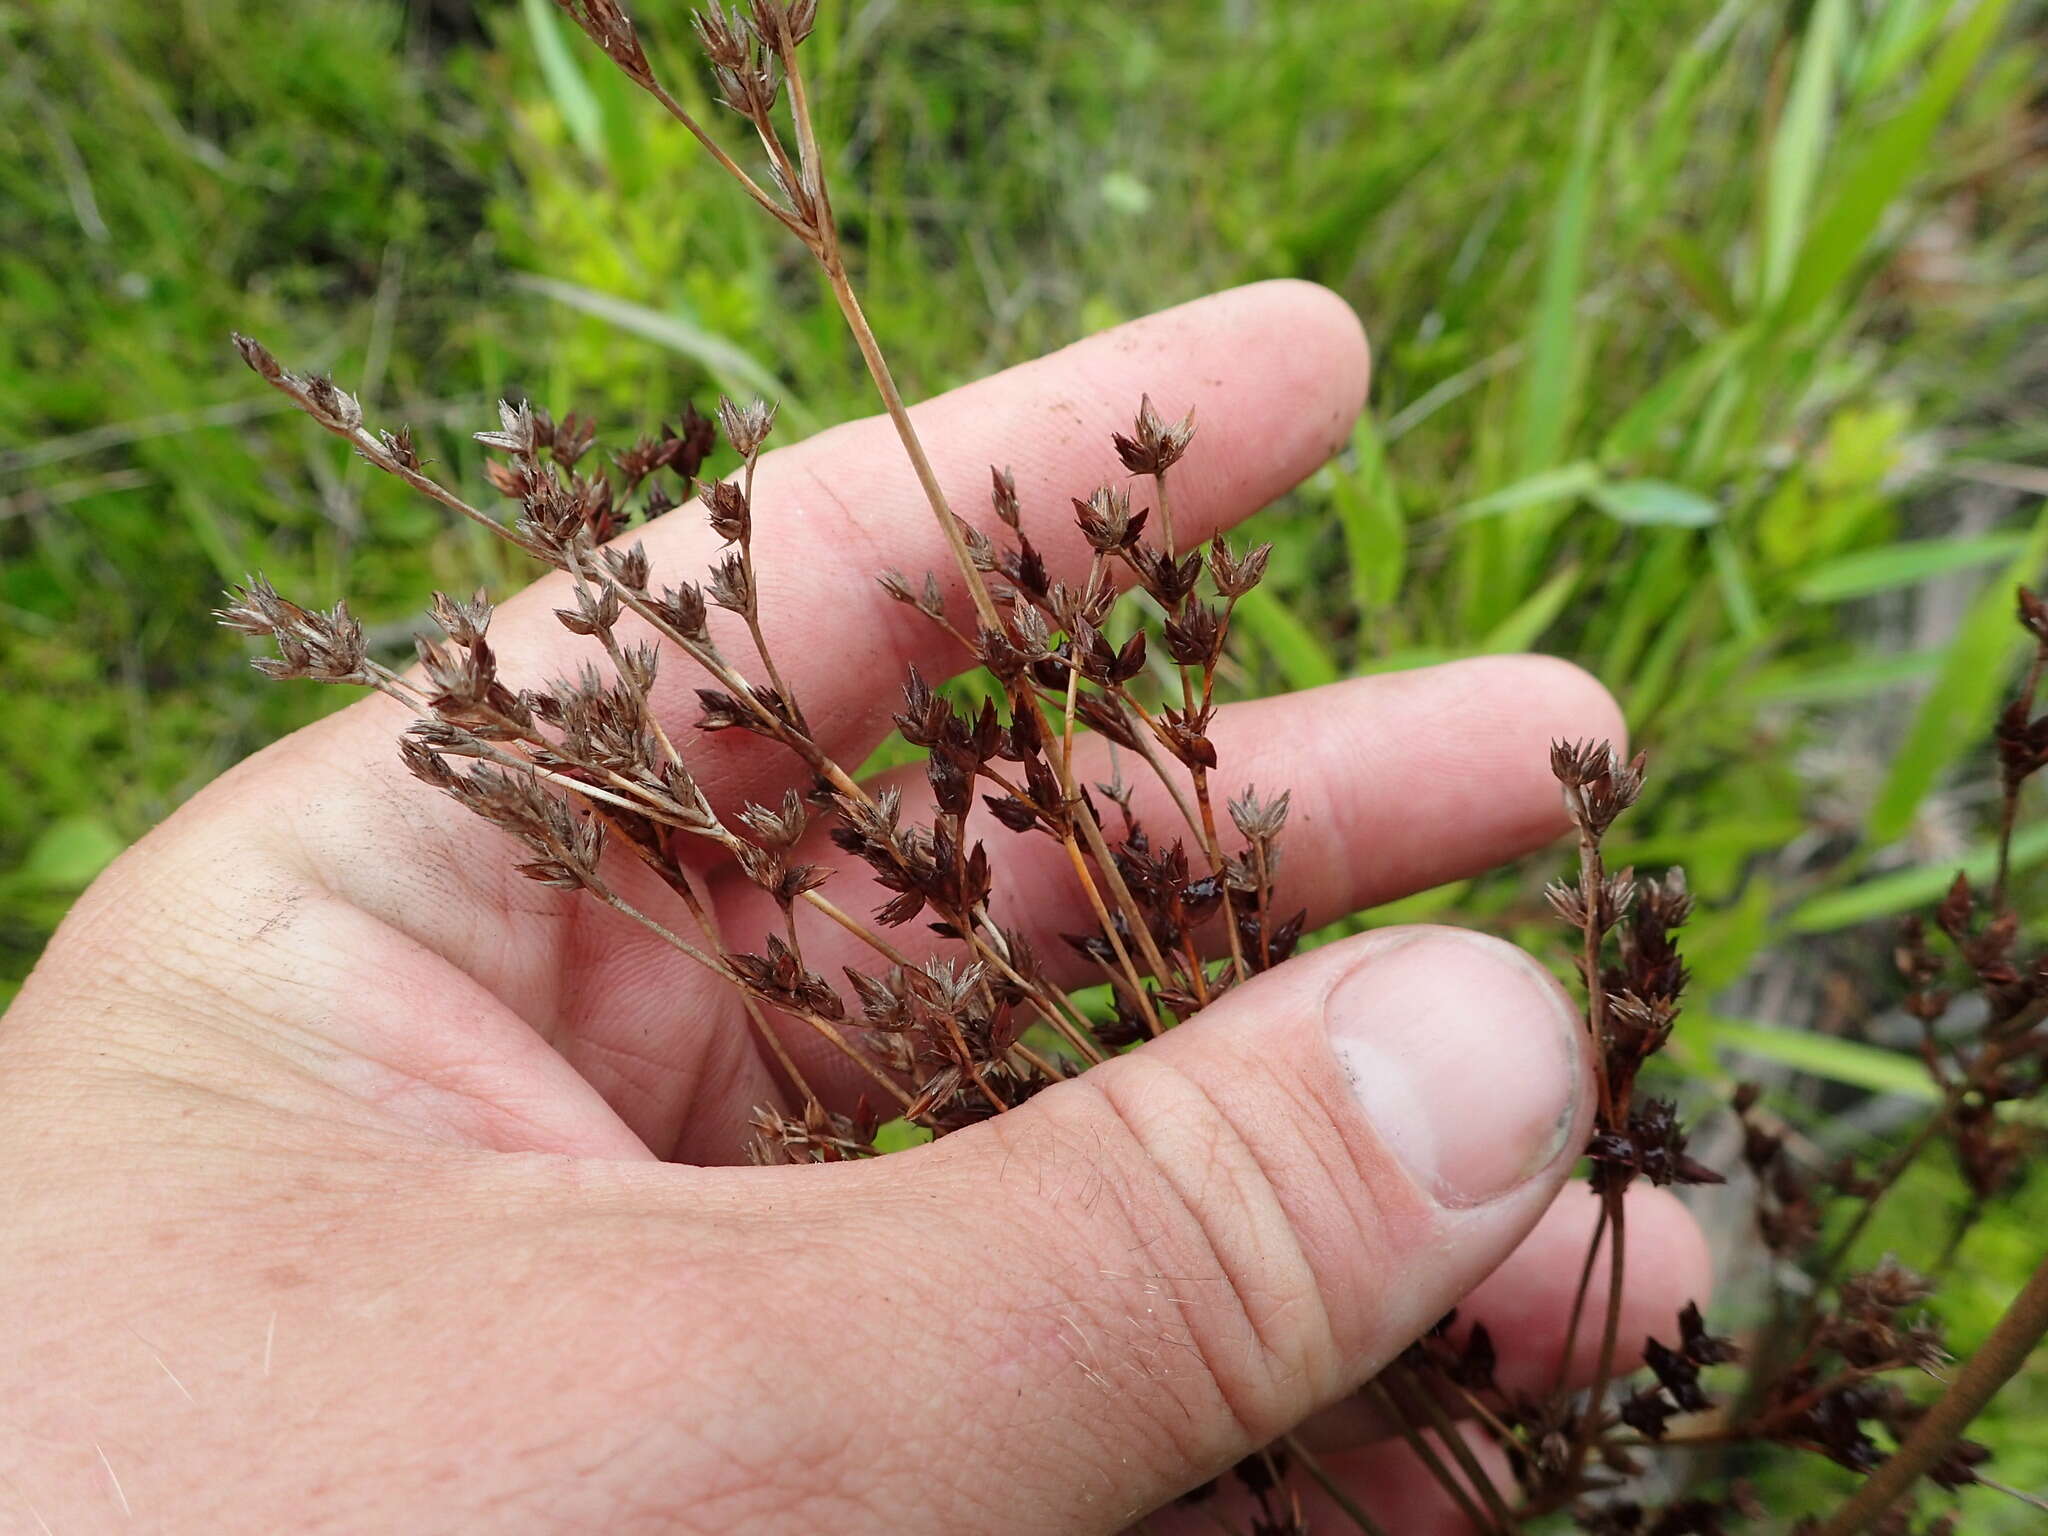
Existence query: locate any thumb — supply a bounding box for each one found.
[815,925,1590,1532]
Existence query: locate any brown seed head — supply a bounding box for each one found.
[1112,393,1196,476]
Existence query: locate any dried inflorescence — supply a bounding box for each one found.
[1365,605,2048,1533]
[222,1,1297,1144]
[216,4,2046,1532]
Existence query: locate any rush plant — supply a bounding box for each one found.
[217,4,2045,1531]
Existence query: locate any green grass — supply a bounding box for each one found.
[4,0,2048,1513]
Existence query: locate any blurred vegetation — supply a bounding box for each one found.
[3,0,2046,1518]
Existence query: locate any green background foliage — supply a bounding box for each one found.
[4,0,2046,1518]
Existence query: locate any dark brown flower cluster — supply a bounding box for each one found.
[1372,674,2046,1532]
[220,3,1299,1152]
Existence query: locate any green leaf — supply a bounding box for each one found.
[1599,330,1749,465]
[1654,229,1740,326]
[1777,0,2014,327]
[1682,879,1774,995]
[1761,0,1851,305]
[1793,532,2030,602]
[1742,648,1942,704]
[511,274,812,431]
[17,816,127,890]
[1335,420,1405,614]
[522,0,607,166]
[1792,820,2048,933]
[1588,478,1721,527]
[1703,1016,1939,1101]
[1866,498,2048,844]
[1232,587,1341,691]
[1854,0,1949,97]
[1480,561,1580,652]
[1454,462,1602,523]
[1709,527,1762,634]
[871,1118,933,1154]
[1512,16,1610,475]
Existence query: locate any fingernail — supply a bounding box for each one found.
[1324,931,1583,1208]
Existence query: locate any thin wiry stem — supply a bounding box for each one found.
[1577,1190,1627,1486]
[1364,1379,1502,1536]
[1814,1253,2048,1536]
[1283,1436,1392,1536]
[1552,1199,1610,1395]
[818,263,1001,631]
[1994,640,2047,910]
[1392,1366,1516,1534]
[733,449,805,727]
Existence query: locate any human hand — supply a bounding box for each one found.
[1,281,1706,1533]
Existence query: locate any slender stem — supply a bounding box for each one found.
[1058,832,1163,1035]
[1577,824,1615,1124]
[1109,689,1209,849]
[1154,466,1177,559]
[1800,1112,1946,1331]
[580,876,913,1110]
[936,1008,1009,1114]
[771,21,828,214]
[242,363,515,547]
[1364,1379,1501,1536]
[1393,1366,1516,1534]
[1570,1189,1628,1487]
[1552,1200,1611,1393]
[1009,1040,1068,1082]
[964,916,1109,1065]
[1993,642,2046,910]
[1283,1435,1392,1536]
[1813,1253,2048,1536]
[736,451,804,726]
[1251,837,1274,970]
[1155,466,1249,987]
[801,889,911,966]
[604,579,878,811]
[601,812,819,1108]
[822,263,1000,631]
[1188,762,1250,988]
[1009,685,1179,995]
[632,71,806,238]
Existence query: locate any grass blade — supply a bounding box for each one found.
[1866,498,2048,844]
[1793,820,2048,933]
[1480,562,1581,653]
[521,0,607,166]
[1777,0,2014,328]
[1511,15,1611,476]
[511,274,811,429]
[1588,478,1721,528]
[1702,1016,1940,1101]
[1794,531,2031,603]
[1761,0,1851,306]
[1335,420,1405,615]
[1454,461,1602,523]
[1231,586,1342,692]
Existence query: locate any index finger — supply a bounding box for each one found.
[448,279,1370,807]
[246,283,1366,1032]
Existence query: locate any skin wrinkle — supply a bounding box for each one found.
[1195,1045,1369,1385]
[1064,1071,1278,1463]
[1263,1056,1406,1379]
[967,1100,1231,1504]
[1094,1056,1333,1431]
